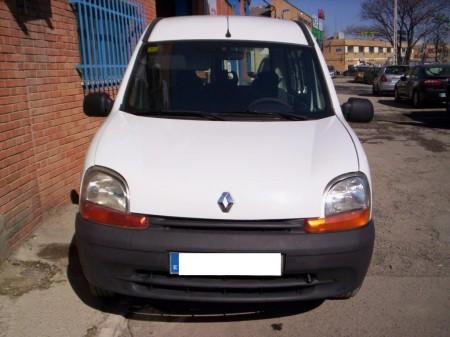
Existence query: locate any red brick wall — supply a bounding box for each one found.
[0,0,155,259]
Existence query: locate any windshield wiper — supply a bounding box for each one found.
[139,110,225,121]
[131,110,309,121]
[258,111,310,121]
[241,110,309,121]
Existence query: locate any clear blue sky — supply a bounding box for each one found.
[252,0,365,36]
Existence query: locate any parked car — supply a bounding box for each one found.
[395,64,450,107]
[328,65,336,78]
[76,16,375,303]
[343,65,357,76]
[354,66,379,84]
[447,82,450,113]
[372,65,409,96]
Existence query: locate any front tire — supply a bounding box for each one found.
[333,286,361,299]
[394,88,400,102]
[412,90,422,108]
[89,283,115,298]
[372,85,379,96]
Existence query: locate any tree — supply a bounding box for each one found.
[427,15,450,63]
[347,0,449,64]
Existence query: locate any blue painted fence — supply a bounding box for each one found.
[69,0,146,88]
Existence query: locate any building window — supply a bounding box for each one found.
[348,46,354,53]
[387,47,392,53]
[70,0,146,88]
[369,46,374,53]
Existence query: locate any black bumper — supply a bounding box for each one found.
[75,214,374,303]
[421,88,447,103]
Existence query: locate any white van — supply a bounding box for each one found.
[75,16,375,302]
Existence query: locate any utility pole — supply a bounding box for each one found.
[393,0,398,64]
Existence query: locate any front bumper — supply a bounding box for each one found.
[75,214,375,303]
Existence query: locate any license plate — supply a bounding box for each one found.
[439,92,446,98]
[169,252,282,276]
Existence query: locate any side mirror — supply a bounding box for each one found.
[247,71,256,78]
[400,75,407,81]
[341,98,374,123]
[83,92,113,117]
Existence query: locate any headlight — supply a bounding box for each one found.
[81,168,128,212]
[305,173,371,233]
[80,166,148,229]
[324,175,370,216]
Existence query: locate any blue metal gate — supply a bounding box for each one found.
[69,0,146,89]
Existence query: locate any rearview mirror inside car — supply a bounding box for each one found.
[341,98,374,123]
[83,92,114,117]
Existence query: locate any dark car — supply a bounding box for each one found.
[395,64,450,107]
[354,66,379,85]
[343,65,357,76]
[447,82,450,113]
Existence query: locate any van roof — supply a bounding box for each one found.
[147,16,309,46]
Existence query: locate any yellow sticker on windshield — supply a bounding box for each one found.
[147,46,159,53]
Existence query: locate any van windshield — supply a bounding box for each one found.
[123,41,333,121]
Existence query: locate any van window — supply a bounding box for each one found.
[123,41,333,120]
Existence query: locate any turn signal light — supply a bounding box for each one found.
[80,201,149,229]
[305,208,370,233]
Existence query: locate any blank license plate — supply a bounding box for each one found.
[169,252,282,276]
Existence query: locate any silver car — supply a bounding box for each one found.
[372,65,409,96]
[328,65,336,78]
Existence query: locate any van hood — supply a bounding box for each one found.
[93,113,359,220]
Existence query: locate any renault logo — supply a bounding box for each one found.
[218,192,234,213]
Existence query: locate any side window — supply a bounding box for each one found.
[287,50,304,94]
[72,0,146,89]
[286,49,326,111]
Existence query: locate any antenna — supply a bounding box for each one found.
[225,16,231,38]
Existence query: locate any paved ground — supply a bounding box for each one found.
[0,76,449,337]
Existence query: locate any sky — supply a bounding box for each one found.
[252,0,366,36]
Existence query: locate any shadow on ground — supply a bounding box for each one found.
[67,238,324,322]
[374,100,450,130]
[378,99,446,110]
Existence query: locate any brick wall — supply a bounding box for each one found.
[0,0,155,260]
[216,0,233,15]
[271,0,312,27]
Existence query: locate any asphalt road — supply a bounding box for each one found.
[0,77,449,337]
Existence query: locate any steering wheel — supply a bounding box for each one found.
[247,97,293,113]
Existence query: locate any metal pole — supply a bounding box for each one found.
[393,0,398,64]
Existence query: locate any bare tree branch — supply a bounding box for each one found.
[354,0,450,64]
